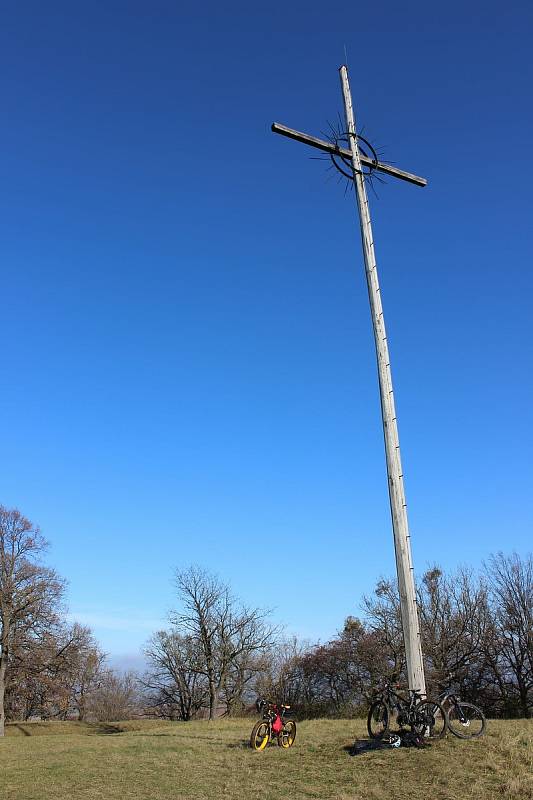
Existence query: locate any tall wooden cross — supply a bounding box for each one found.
[273,65,427,696]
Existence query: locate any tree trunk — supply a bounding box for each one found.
[518,676,530,719]
[208,680,218,720]
[0,658,5,737]
[0,613,9,738]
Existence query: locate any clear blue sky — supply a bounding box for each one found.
[1,0,532,663]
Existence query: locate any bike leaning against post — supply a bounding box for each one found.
[367,679,447,741]
[250,698,297,751]
[437,674,486,739]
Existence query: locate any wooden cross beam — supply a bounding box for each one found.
[271,122,428,187]
[271,66,428,699]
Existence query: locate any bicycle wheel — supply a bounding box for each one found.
[447,702,486,739]
[367,700,390,739]
[278,719,297,748]
[413,700,446,739]
[250,721,270,751]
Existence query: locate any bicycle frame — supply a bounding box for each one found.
[368,680,447,741]
[376,683,421,717]
[251,699,296,751]
[257,700,287,724]
[437,687,469,724]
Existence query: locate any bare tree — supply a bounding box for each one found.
[255,622,392,719]
[4,619,105,722]
[221,651,269,716]
[63,624,106,721]
[143,630,208,720]
[254,636,310,709]
[171,566,278,719]
[0,506,65,736]
[486,552,533,718]
[417,566,493,693]
[88,670,139,722]
[361,579,406,680]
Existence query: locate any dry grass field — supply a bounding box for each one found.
[2,717,532,800]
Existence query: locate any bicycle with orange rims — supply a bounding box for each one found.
[250,699,296,751]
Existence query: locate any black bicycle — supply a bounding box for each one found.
[367,680,447,740]
[437,677,486,739]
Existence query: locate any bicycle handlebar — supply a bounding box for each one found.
[256,698,291,710]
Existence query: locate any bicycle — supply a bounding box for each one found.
[367,680,447,740]
[436,676,486,739]
[250,698,297,751]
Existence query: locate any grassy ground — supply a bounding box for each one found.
[2,717,532,800]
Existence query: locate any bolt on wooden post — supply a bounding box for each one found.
[272,65,427,696]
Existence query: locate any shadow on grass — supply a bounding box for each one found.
[227,739,252,749]
[10,722,125,737]
[345,740,396,756]
[87,723,126,735]
[346,730,436,755]
[14,724,33,736]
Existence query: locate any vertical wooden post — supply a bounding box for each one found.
[339,65,426,696]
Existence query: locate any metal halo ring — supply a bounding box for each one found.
[330,133,379,180]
